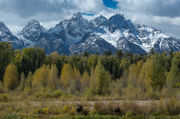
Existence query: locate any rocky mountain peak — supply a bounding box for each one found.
[28,19,41,26]
[63,12,92,44]
[96,15,108,21]
[22,19,45,33]
[91,15,108,27]
[109,14,138,34]
[109,14,125,23]
[0,22,24,49]
[18,19,45,42]
[0,21,6,28]
[48,21,64,34]
[0,21,11,35]
[72,12,83,20]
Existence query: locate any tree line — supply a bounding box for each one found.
[0,42,179,99]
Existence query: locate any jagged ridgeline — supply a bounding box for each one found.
[0,12,180,55]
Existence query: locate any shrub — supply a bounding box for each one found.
[82,107,90,115]
[99,102,120,115]
[61,105,76,115]
[41,90,63,99]
[50,90,62,98]
[94,102,106,115]
[0,94,9,102]
[166,98,180,115]
[121,102,141,115]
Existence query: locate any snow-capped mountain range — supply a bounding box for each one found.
[0,12,180,55]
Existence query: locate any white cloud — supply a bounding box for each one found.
[153,16,180,26]
[70,0,104,11]
[115,0,180,17]
[41,20,60,29]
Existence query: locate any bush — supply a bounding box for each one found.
[49,90,62,98]
[107,102,121,115]
[121,102,141,115]
[0,94,9,102]
[61,105,76,115]
[165,98,180,115]
[32,106,60,115]
[81,106,90,115]
[94,102,107,115]
[93,102,121,115]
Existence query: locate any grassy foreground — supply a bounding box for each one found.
[0,99,179,119]
[1,114,180,119]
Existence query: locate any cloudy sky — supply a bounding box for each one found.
[0,0,180,38]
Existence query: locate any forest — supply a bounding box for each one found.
[0,42,180,119]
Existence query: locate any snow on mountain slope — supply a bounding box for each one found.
[92,14,145,54]
[70,33,116,54]
[48,22,64,35]
[136,24,169,52]
[63,12,92,44]
[108,14,138,34]
[0,22,11,37]
[0,21,24,49]
[95,27,122,47]
[90,15,109,27]
[92,14,179,53]
[136,24,180,53]
[36,21,70,55]
[17,19,46,47]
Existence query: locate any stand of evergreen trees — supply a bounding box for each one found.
[0,42,179,100]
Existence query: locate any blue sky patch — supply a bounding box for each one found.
[103,0,118,9]
[81,12,95,16]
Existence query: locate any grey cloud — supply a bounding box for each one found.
[116,0,180,17]
[155,0,180,17]
[0,0,76,18]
